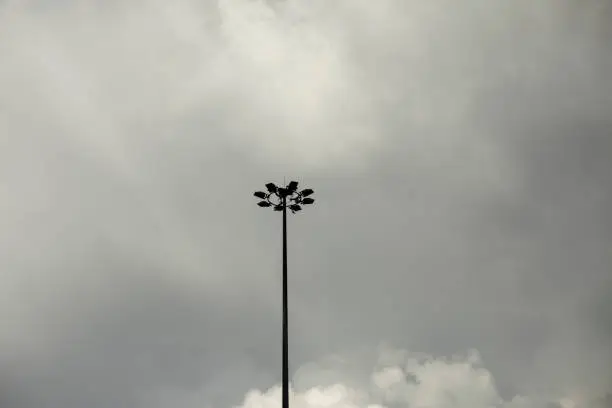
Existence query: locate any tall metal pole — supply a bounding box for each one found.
[282,195,289,408]
[253,181,315,408]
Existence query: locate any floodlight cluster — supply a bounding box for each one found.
[254,181,315,213]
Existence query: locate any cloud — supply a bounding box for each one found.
[0,0,381,171]
[148,348,597,408]
[0,0,610,407]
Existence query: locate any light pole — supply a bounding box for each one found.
[254,181,315,408]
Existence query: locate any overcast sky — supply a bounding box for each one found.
[1,1,611,408]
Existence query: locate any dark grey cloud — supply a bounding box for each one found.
[0,1,610,407]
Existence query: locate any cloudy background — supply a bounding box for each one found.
[1,0,611,407]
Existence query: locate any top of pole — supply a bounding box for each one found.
[254,181,315,214]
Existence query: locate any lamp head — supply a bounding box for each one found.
[255,181,315,213]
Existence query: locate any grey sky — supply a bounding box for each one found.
[0,1,611,408]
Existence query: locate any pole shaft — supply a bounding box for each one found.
[282,197,289,408]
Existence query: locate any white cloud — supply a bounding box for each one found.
[145,348,596,408]
[228,349,578,408]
